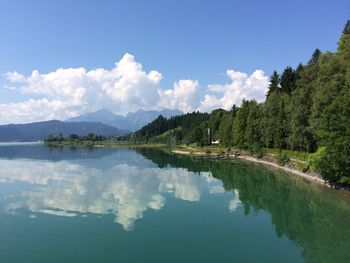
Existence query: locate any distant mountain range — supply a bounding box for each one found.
[0,120,128,142]
[0,108,183,141]
[66,108,183,132]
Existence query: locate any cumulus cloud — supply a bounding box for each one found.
[2,54,165,123]
[198,69,269,112]
[1,54,269,124]
[158,79,199,112]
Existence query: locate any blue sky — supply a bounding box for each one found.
[0,0,349,123]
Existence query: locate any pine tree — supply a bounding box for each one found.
[343,20,350,35]
[338,21,350,65]
[296,63,304,73]
[266,71,280,97]
[308,49,322,65]
[280,67,296,93]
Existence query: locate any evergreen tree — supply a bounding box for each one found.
[128,21,350,184]
[308,49,322,65]
[343,20,350,35]
[266,71,280,97]
[296,63,304,73]
[280,67,297,93]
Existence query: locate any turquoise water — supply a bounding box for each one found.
[0,145,349,262]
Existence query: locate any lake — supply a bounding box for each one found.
[0,144,349,263]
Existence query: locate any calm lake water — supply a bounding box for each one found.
[0,144,349,263]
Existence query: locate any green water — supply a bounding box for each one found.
[0,144,349,263]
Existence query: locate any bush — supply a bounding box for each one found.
[276,150,289,166]
[308,146,326,172]
[309,145,350,184]
[249,143,266,159]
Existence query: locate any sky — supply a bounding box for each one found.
[0,0,349,124]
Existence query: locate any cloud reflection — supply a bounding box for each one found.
[0,157,238,230]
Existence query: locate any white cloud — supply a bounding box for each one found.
[1,54,197,124]
[1,54,269,124]
[158,79,200,112]
[198,69,269,112]
[4,71,26,82]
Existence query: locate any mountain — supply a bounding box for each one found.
[65,108,121,126]
[112,109,183,131]
[0,120,128,142]
[66,108,183,132]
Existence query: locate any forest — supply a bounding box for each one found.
[126,21,350,185]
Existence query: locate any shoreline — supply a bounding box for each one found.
[172,149,325,185]
[172,148,350,191]
[236,155,326,185]
[42,142,349,191]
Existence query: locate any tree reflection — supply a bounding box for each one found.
[137,148,350,263]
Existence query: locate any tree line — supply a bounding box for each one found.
[129,21,350,184]
[45,133,107,143]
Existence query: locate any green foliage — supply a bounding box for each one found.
[308,146,326,171]
[249,143,265,159]
[280,66,297,93]
[343,20,350,35]
[132,112,210,144]
[265,148,310,161]
[266,71,280,97]
[233,100,261,149]
[276,150,289,166]
[129,21,350,184]
[308,48,322,65]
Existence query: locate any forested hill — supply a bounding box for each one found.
[128,21,350,185]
